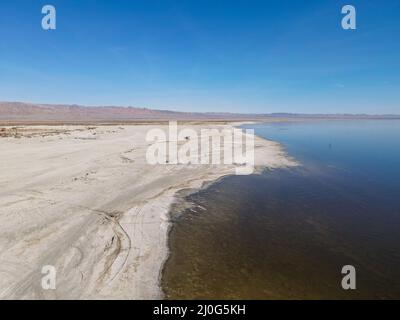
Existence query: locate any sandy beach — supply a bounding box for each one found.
[0,122,295,299]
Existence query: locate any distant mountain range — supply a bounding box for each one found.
[0,101,399,123]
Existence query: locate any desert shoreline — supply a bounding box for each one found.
[0,122,295,299]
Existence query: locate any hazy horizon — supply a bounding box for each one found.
[2,100,400,116]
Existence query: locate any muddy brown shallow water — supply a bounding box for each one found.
[162,121,400,299]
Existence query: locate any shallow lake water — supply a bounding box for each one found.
[162,120,400,299]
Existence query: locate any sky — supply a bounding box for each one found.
[0,0,399,114]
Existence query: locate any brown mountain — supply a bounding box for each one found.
[0,101,196,122]
[1,101,398,123]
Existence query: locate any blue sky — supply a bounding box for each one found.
[0,0,399,114]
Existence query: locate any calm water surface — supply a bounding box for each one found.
[162,120,400,299]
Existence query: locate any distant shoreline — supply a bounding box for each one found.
[2,117,400,127]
